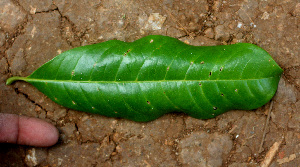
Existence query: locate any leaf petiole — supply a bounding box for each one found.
[6,76,27,85]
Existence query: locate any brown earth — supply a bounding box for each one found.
[0,0,299,166]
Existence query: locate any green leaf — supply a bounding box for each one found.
[7,35,283,122]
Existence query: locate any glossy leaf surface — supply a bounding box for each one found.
[7,35,283,122]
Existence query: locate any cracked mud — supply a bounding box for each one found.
[0,0,299,167]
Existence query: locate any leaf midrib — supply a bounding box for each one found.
[9,76,277,84]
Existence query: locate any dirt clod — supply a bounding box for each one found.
[178,131,233,167]
[0,0,27,32]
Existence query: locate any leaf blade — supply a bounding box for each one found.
[6,35,283,122]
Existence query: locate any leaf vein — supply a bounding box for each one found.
[160,82,181,110]
[184,82,203,111]
[163,46,192,80]
[137,83,156,110]
[240,58,253,79]
[70,55,85,80]
[79,84,96,110]
[62,83,85,110]
[115,83,142,118]
[96,85,117,112]
[198,83,214,108]
[54,54,68,80]
[88,45,117,81]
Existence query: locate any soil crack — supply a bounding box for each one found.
[14,87,49,117]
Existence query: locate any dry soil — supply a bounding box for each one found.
[0,0,299,167]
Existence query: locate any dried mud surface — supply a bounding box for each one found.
[0,0,299,167]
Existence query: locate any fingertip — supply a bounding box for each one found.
[18,116,59,147]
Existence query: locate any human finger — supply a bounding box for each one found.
[0,113,59,147]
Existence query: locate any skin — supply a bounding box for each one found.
[0,113,59,147]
